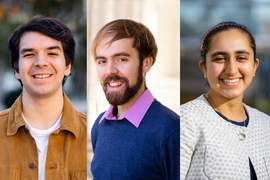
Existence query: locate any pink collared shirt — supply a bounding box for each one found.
[99,89,155,128]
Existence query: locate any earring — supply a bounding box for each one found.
[204,75,207,79]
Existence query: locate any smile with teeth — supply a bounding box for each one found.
[108,81,124,87]
[34,74,51,79]
[222,78,240,83]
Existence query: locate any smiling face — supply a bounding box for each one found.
[95,36,151,107]
[15,31,71,98]
[200,29,259,100]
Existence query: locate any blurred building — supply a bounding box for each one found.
[181,0,270,114]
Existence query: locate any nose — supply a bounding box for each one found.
[105,60,118,75]
[225,59,238,75]
[34,53,49,67]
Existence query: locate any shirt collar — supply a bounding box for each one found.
[99,88,154,128]
[22,113,62,134]
[7,93,81,138]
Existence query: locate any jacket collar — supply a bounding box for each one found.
[7,94,25,136]
[7,93,80,138]
[60,93,80,138]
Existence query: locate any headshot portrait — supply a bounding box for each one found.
[87,0,180,179]
[181,0,270,179]
[0,1,87,179]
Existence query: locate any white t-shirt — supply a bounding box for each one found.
[23,114,62,180]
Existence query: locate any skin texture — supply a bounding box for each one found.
[199,29,259,122]
[16,31,71,98]
[95,36,152,118]
[15,31,71,129]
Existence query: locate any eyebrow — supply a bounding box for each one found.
[211,50,250,58]
[20,45,62,54]
[95,52,131,61]
[20,48,34,55]
[235,50,250,55]
[47,45,62,51]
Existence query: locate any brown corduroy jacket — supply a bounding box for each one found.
[0,93,87,180]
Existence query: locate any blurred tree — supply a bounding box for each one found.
[0,0,86,110]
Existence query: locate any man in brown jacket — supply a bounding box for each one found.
[0,15,86,180]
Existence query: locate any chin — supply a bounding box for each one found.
[221,91,244,100]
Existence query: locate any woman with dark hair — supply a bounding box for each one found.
[180,22,270,179]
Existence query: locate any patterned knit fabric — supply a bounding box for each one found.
[91,100,180,180]
[180,95,270,179]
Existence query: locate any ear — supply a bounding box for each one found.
[64,63,71,76]
[15,70,21,80]
[253,58,259,76]
[199,60,207,79]
[143,56,153,74]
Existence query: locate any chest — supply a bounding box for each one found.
[92,123,164,180]
[0,127,86,180]
[187,116,270,179]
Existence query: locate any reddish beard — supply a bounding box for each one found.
[101,64,144,106]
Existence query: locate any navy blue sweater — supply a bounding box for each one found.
[91,100,180,180]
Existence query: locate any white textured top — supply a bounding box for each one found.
[180,95,270,179]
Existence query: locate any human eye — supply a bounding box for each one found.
[23,53,34,58]
[236,55,247,61]
[213,56,225,62]
[48,51,59,56]
[97,59,106,65]
[48,53,57,56]
[118,58,127,62]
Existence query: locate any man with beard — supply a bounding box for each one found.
[90,19,180,180]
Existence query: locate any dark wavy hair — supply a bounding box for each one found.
[8,15,75,86]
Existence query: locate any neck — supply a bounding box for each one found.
[116,85,146,118]
[206,91,246,122]
[22,90,64,130]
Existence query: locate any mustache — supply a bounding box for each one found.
[102,75,128,85]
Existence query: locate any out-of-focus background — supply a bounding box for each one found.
[181,0,270,115]
[0,0,86,113]
[87,0,180,179]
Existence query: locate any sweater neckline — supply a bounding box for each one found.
[195,95,250,132]
[214,110,249,127]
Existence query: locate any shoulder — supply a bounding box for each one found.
[244,104,270,121]
[75,110,87,131]
[62,93,86,126]
[149,100,179,119]
[62,96,87,135]
[143,100,179,140]
[91,111,106,130]
[96,111,106,121]
[0,108,10,117]
[180,95,208,121]
[0,108,10,126]
[76,110,87,122]
[95,111,106,124]
[91,111,106,146]
[147,99,179,126]
[180,95,209,136]
[0,95,22,119]
[181,95,205,111]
